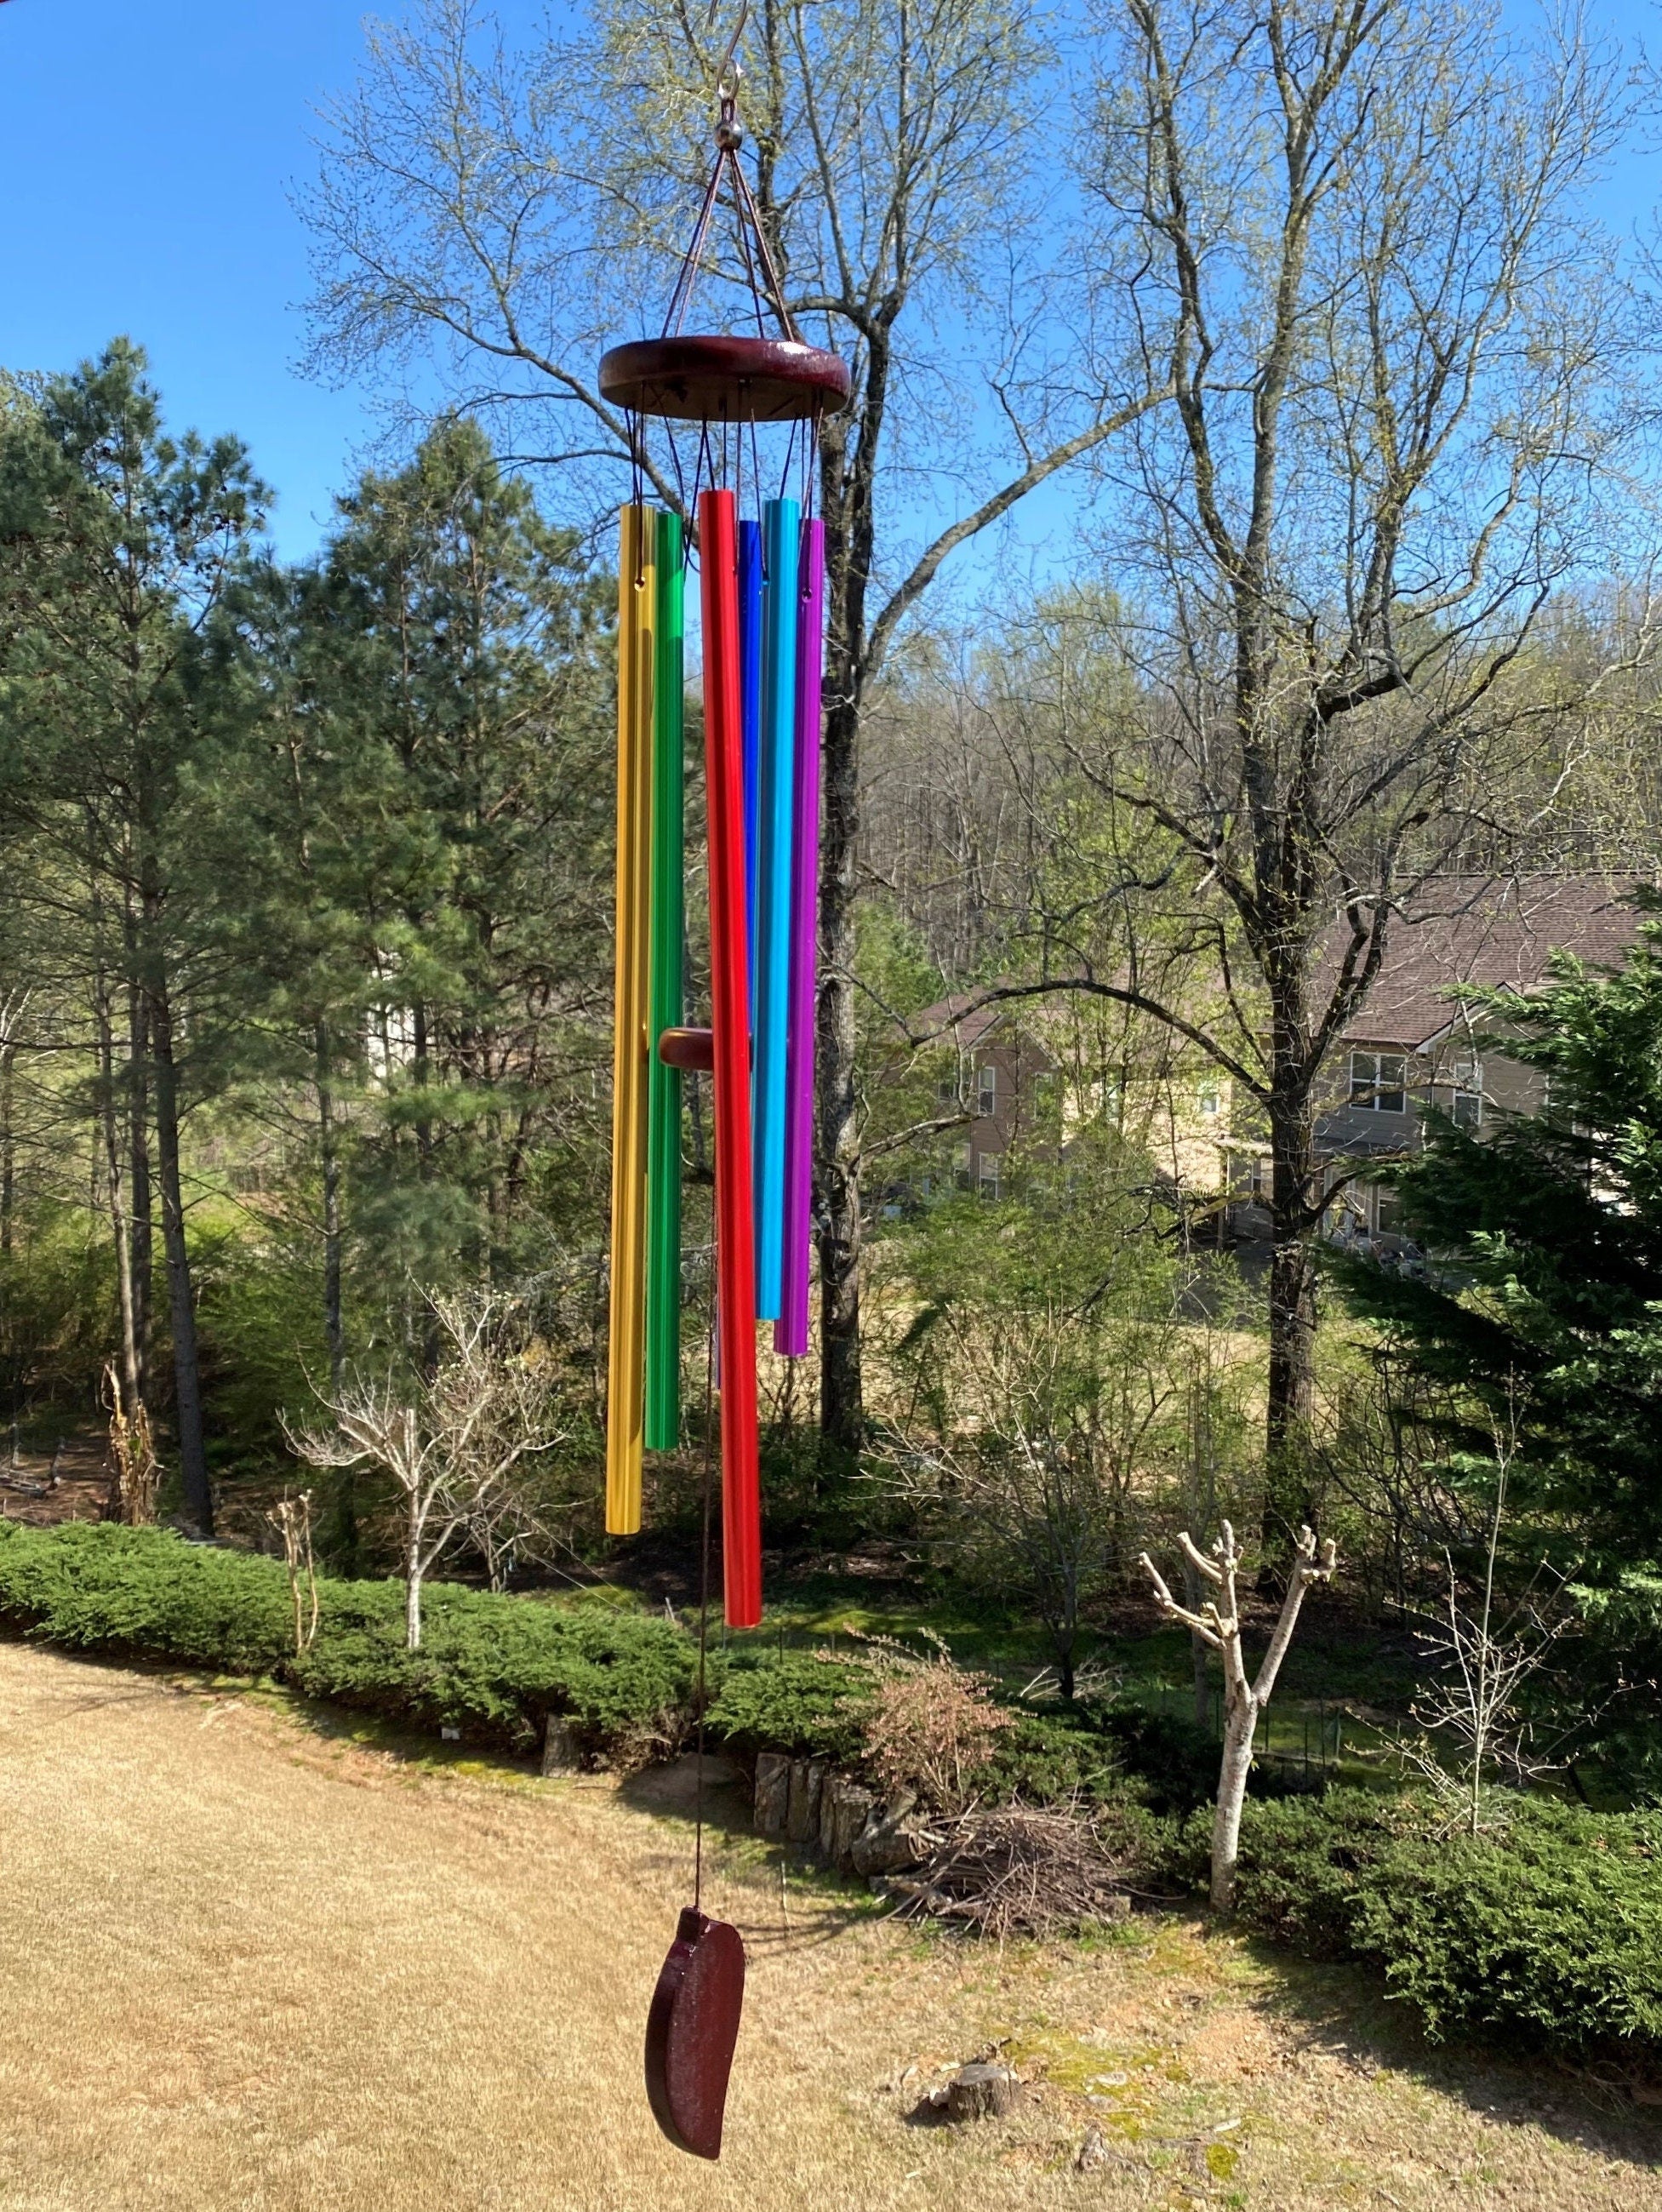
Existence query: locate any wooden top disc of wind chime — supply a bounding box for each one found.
[599,332,850,424]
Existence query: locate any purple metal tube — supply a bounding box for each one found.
[775,518,824,1357]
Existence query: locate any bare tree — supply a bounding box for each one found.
[887,1294,1182,1697]
[1141,1519,1338,1912]
[1397,1381,1571,1833]
[299,0,1168,1451]
[266,1490,322,1656]
[964,1,1636,1531]
[289,1293,563,1649]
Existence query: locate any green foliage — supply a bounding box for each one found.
[705,1649,877,1764]
[191,1220,326,1473]
[0,1520,294,1673]
[970,1707,1126,1806]
[1339,914,1662,1608]
[0,1521,693,1756]
[1231,1788,1662,2059]
[0,1209,118,1426]
[878,1172,1197,1692]
[290,1580,694,1756]
[1099,1703,1225,1817]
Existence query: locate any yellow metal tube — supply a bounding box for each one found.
[606,506,656,1533]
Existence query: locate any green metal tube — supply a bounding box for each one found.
[644,507,685,1449]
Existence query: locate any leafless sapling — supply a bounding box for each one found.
[1140,1520,1338,1912]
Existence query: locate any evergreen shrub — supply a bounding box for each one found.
[704,1648,877,1763]
[1233,1788,1662,2059]
[0,1521,694,1757]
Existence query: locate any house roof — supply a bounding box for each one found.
[908,986,1020,1052]
[1334,877,1646,1051]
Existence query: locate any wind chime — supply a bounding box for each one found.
[598,35,848,2167]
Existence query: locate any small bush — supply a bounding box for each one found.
[972,1709,1125,1806]
[0,1520,294,1672]
[862,1651,1014,1811]
[1231,1790,1396,1954]
[1350,1802,1662,2053]
[1099,1703,1221,1815]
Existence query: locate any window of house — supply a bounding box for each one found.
[978,1152,1001,1198]
[977,1064,997,1117]
[937,1075,957,1106]
[1450,1057,1482,1129]
[1374,1185,1402,1236]
[1350,1049,1407,1113]
[953,1144,972,1192]
[1197,1079,1221,1119]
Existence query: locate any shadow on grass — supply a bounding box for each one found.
[261,1683,551,1780]
[617,1754,885,1952]
[1236,1929,1662,2166]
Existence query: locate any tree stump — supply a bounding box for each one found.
[753,1752,791,1837]
[785,1758,824,1843]
[1076,2124,1114,2171]
[824,1778,876,1868]
[945,2063,1018,2122]
[850,1787,927,1876]
[541,1716,578,1775]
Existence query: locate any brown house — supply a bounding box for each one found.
[911,992,1056,1198]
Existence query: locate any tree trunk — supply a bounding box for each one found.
[1263,1085,1321,1546]
[406,1497,424,1651]
[94,970,143,1418]
[1191,1626,1212,1732]
[814,414,868,1458]
[124,951,153,1405]
[317,1026,345,1391]
[0,1036,14,1258]
[148,979,213,1535]
[317,1026,357,1566]
[1211,1694,1259,1914]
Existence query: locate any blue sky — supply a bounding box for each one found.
[0,1,523,559]
[1,2,1658,570]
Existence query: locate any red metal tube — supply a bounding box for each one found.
[699,489,762,1628]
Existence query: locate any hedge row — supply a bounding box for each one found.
[0,1522,694,1758]
[6,1523,1658,2064]
[1230,1789,1662,2061]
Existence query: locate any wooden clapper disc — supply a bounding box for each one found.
[644,1907,746,2158]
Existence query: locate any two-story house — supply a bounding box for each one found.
[905,986,1235,1204]
[1228,877,1642,1250]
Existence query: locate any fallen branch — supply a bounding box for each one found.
[886,1803,1130,1940]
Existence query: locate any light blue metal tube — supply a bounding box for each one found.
[739,519,763,1017]
[752,496,799,1320]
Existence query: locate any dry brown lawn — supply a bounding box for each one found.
[0,1638,1658,2211]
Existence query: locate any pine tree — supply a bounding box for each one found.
[1341,909,1662,1626]
[0,340,267,1531]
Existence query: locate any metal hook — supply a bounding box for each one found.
[706,0,749,99]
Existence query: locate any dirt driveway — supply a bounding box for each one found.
[0,1639,1655,2210]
